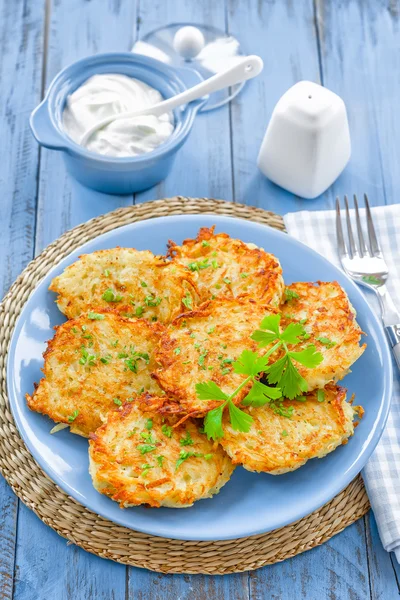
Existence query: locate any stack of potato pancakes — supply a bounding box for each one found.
[27,226,365,508]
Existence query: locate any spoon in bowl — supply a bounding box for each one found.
[79,55,263,147]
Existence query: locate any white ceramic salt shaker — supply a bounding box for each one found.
[257,81,351,199]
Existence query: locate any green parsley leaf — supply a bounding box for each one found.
[242,380,282,407]
[204,405,224,440]
[88,312,105,320]
[280,322,306,344]
[268,355,308,399]
[259,313,281,335]
[228,400,253,432]
[233,349,269,377]
[195,381,228,402]
[288,344,324,368]
[102,288,123,302]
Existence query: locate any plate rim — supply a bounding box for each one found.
[6,213,393,540]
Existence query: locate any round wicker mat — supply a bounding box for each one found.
[0,197,370,574]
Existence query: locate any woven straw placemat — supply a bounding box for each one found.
[0,197,370,575]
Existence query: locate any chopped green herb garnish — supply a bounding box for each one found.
[161,424,173,438]
[156,455,165,467]
[67,409,79,423]
[202,240,210,247]
[144,294,162,307]
[113,398,122,406]
[104,269,110,277]
[182,293,193,310]
[145,419,153,430]
[79,347,97,366]
[223,277,231,285]
[135,306,144,316]
[140,281,148,287]
[180,431,194,446]
[174,347,181,355]
[88,312,105,320]
[204,453,213,460]
[100,354,112,364]
[102,288,123,302]
[141,463,153,476]
[211,260,219,269]
[317,336,337,349]
[285,288,300,301]
[317,389,325,402]
[240,273,249,279]
[137,444,157,455]
[175,450,203,470]
[207,326,215,334]
[281,430,289,437]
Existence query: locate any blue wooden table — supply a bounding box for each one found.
[1,0,399,598]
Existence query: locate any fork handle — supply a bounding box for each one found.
[385,325,400,373]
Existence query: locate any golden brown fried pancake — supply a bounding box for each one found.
[168,226,284,305]
[89,396,234,508]
[26,311,163,436]
[49,247,199,323]
[220,385,359,474]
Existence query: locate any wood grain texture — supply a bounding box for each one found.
[227,0,322,214]
[135,0,233,205]
[34,0,136,254]
[13,1,137,598]
[1,0,398,597]
[0,0,46,598]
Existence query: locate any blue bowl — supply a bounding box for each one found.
[30,53,206,194]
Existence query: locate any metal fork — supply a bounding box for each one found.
[336,194,400,372]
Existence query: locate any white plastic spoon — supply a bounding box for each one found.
[79,55,263,146]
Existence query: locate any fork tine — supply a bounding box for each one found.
[344,195,357,258]
[354,194,369,255]
[335,198,348,257]
[364,193,382,255]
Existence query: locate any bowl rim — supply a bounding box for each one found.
[35,52,205,164]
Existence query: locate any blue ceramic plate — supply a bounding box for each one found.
[7,215,392,541]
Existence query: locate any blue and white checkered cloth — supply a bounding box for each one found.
[284,204,400,561]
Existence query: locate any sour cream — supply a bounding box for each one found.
[62,74,174,158]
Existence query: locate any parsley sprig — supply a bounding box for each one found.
[251,314,323,399]
[196,313,324,440]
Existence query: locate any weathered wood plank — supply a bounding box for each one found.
[14,504,126,600]
[13,1,137,598]
[34,0,136,253]
[135,0,233,204]
[365,511,400,599]
[228,1,373,598]
[0,0,46,598]
[315,0,400,595]
[127,570,249,600]
[227,0,322,214]
[249,520,370,600]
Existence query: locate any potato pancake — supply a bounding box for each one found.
[220,385,360,474]
[89,396,234,508]
[26,311,163,437]
[280,281,366,390]
[49,247,199,323]
[168,226,284,305]
[153,297,276,415]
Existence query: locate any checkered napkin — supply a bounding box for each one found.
[284,204,400,561]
